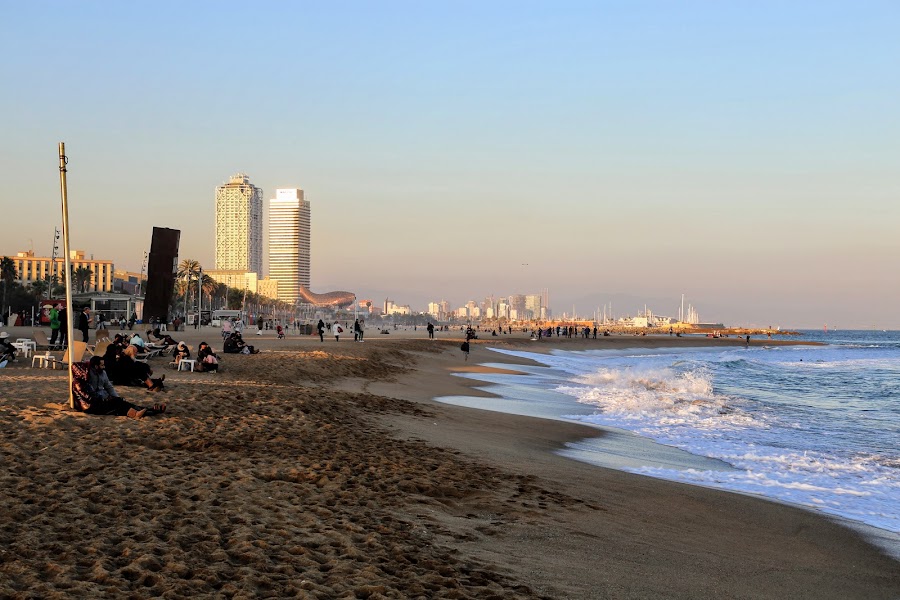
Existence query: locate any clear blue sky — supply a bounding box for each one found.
[2,1,899,328]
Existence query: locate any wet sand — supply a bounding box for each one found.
[0,326,897,598]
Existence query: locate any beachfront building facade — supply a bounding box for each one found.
[207,269,259,294]
[113,269,145,295]
[10,250,114,293]
[268,188,311,303]
[257,277,279,300]
[215,173,263,276]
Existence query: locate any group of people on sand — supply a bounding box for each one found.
[170,340,223,371]
[315,319,365,342]
[72,356,167,420]
[70,332,229,419]
[223,332,259,355]
[103,333,166,391]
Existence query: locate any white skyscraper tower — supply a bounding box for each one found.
[214,173,263,274]
[268,188,311,303]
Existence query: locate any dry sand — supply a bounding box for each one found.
[0,326,898,599]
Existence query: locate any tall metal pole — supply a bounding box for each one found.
[47,227,60,301]
[182,269,190,329]
[59,143,76,409]
[137,251,148,296]
[197,267,202,329]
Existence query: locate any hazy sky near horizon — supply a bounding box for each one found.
[2,1,898,328]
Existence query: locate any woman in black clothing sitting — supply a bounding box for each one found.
[117,345,165,390]
[223,332,258,354]
[197,342,220,372]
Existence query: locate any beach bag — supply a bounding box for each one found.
[460,342,470,353]
[203,354,219,365]
[337,326,344,333]
[242,347,251,355]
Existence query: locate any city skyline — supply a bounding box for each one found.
[2,3,899,329]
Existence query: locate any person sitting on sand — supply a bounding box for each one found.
[223,332,258,354]
[173,341,190,367]
[117,345,165,390]
[102,341,126,381]
[197,342,220,372]
[72,357,165,419]
[0,332,17,365]
[148,329,178,347]
[129,332,146,349]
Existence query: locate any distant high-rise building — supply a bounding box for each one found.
[508,294,526,318]
[427,300,451,321]
[268,188,311,303]
[524,294,543,320]
[215,173,263,274]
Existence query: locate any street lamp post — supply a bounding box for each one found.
[182,272,190,329]
[47,227,60,300]
[137,251,148,296]
[197,267,202,329]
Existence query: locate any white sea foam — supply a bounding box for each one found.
[487,342,900,536]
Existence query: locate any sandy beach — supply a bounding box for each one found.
[0,326,898,599]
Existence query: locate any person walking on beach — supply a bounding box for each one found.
[353,319,360,342]
[78,306,91,342]
[57,306,68,348]
[332,321,343,341]
[427,322,434,339]
[49,303,61,345]
[355,319,365,342]
[317,319,325,342]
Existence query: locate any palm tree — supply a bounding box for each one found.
[198,274,217,315]
[1,256,17,318]
[0,257,15,285]
[173,278,188,299]
[73,266,93,292]
[200,274,217,298]
[176,259,201,283]
[213,282,229,310]
[176,259,201,319]
[29,280,48,299]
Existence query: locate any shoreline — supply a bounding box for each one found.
[357,337,900,597]
[1,326,898,598]
[438,341,900,558]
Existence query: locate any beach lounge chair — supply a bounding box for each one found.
[46,341,88,370]
[92,340,110,357]
[145,344,171,359]
[32,330,63,351]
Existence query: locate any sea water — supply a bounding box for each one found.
[437,330,900,550]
